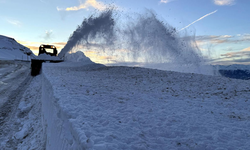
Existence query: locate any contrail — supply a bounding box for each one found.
[179,10,218,31]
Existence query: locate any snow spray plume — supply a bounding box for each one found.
[111,11,214,75]
[60,9,214,75]
[58,9,115,58]
[120,11,203,64]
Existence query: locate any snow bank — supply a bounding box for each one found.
[35,53,62,61]
[42,62,103,149]
[42,75,82,149]
[15,76,45,149]
[42,62,250,149]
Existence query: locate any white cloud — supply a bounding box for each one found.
[43,30,53,40]
[179,10,218,31]
[7,19,22,27]
[242,47,250,52]
[57,0,107,11]
[39,0,47,4]
[160,0,175,4]
[56,7,64,11]
[195,34,250,46]
[214,0,235,6]
[221,35,232,38]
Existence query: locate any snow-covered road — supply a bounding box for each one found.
[0,61,30,107]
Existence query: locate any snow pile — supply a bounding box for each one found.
[0,35,34,60]
[14,76,45,149]
[64,51,93,64]
[42,62,250,149]
[42,75,83,149]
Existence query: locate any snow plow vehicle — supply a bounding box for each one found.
[38,44,58,56]
[31,44,63,76]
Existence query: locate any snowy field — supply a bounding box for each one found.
[41,62,250,150]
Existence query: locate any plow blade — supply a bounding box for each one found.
[31,59,63,76]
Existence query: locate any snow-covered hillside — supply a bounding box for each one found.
[0,35,35,60]
[215,64,250,71]
[215,65,250,80]
[41,62,250,150]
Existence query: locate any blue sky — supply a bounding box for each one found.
[0,0,250,65]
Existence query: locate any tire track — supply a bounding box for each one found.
[0,61,33,149]
[0,75,33,125]
[0,62,30,107]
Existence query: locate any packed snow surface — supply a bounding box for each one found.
[42,62,250,149]
[11,76,45,149]
[0,61,45,149]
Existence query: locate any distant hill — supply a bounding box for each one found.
[0,35,35,61]
[215,65,250,80]
[219,69,250,80]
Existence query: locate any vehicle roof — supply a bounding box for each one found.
[39,44,56,48]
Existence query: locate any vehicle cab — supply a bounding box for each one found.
[38,44,57,56]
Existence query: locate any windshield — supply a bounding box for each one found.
[44,48,54,54]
